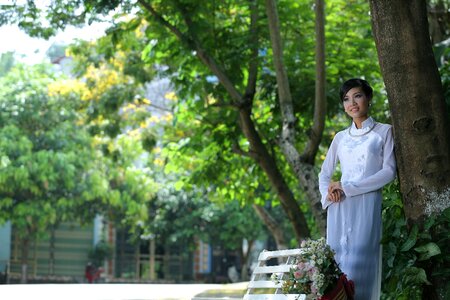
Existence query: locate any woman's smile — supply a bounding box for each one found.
[342,87,370,127]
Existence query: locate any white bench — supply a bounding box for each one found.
[244,248,306,300]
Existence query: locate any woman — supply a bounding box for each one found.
[318,78,397,299]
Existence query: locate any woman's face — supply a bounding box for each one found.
[342,87,370,120]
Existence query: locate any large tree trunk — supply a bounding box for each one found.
[369,0,450,223]
[369,1,450,298]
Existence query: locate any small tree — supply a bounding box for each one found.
[0,63,107,282]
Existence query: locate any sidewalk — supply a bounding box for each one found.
[0,282,248,300]
[191,282,247,300]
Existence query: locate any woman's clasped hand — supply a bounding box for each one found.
[327,181,344,202]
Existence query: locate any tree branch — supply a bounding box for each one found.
[265,0,326,234]
[243,0,259,105]
[300,0,326,164]
[265,0,302,167]
[206,103,235,110]
[265,0,296,143]
[137,0,185,41]
[252,204,287,250]
[239,109,311,239]
[177,1,245,105]
[139,0,243,104]
[147,103,173,113]
[232,142,255,159]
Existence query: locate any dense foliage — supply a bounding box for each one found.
[381,181,450,300]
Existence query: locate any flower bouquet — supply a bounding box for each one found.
[271,238,354,300]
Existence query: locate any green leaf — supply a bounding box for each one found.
[174,180,184,191]
[405,267,431,285]
[414,242,441,261]
[441,206,450,221]
[400,224,418,252]
[424,215,436,231]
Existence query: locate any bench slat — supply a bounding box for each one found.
[258,249,304,261]
[243,294,306,300]
[247,280,281,289]
[252,264,296,274]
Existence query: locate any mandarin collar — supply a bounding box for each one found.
[351,117,375,130]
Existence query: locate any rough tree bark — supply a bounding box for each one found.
[369,0,450,224]
[369,1,450,298]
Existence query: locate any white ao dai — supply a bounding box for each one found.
[318,117,396,300]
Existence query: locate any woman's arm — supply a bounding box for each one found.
[318,134,341,209]
[341,126,397,197]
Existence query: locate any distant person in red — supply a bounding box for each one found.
[85,262,103,283]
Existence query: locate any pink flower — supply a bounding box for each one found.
[294,271,302,279]
[308,266,318,276]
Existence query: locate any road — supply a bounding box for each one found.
[0,283,247,300]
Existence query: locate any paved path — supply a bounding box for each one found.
[0,283,247,300]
